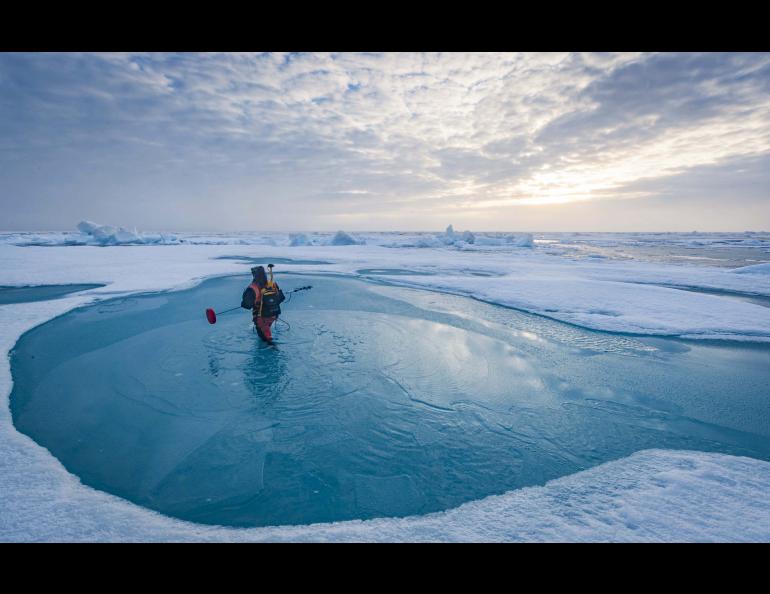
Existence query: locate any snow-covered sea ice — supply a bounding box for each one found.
[1,229,770,541]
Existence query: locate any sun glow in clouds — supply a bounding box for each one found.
[1,51,769,231]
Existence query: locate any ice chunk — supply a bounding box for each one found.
[76,220,100,235]
[329,231,364,246]
[289,233,312,247]
[437,224,458,245]
[436,225,480,247]
[75,221,178,246]
[113,228,142,244]
[510,233,534,247]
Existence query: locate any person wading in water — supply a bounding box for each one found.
[241,264,285,345]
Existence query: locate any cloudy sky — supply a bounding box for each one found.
[1,52,769,232]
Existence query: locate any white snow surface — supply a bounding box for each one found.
[2,237,770,541]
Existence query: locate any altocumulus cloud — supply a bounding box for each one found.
[1,52,769,231]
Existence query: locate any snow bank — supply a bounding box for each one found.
[393,274,770,341]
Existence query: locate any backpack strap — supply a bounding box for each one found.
[249,282,263,317]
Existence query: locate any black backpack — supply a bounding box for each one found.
[259,283,285,317]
